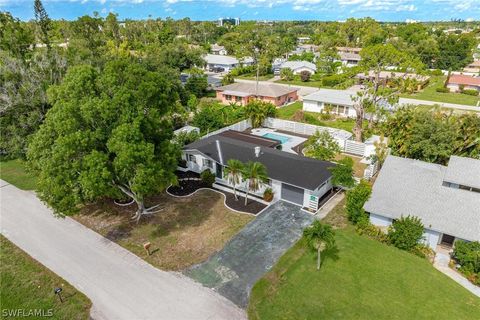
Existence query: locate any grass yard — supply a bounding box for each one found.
[248,200,480,320]
[276,101,357,133]
[0,159,37,190]
[400,76,480,106]
[335,154,367,178]
[74,190,253,271]
[275,79,325,88]
[0,235,91,320]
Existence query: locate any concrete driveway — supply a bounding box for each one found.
[185,201,314,308]
[0,181,245,320]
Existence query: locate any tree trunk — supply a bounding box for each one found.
[353,110,363,142]
[233,184,238,200]
[116,183,161,224]
[317,248,321,270]
[244,185,249,206]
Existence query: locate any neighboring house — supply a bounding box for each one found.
[174,125,200,136]
[364,155,480,251]
[211,43,228,56]
[463,60,480,73]
[182,130,335,209]
[446,74,480,92]
[297,36,311,44]
[336,47,362,67]
[203,54,254,73]
[356,71,430,91]
[215,82,298,106]
[277,61,317,76]
[302,88,394,117]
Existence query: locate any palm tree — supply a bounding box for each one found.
[245,100,277,128]
[303,221,336,270]
[242,161,268,205]
[223,159,244,200]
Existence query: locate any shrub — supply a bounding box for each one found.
[263,188,274,202]
[321,74,346,87]
[462,89,479,96]
[411,244,435,260]
[345,180,371,224]
[300,70,311,82]
[430,69,444,76]
[319,113,333,120]
[387,216,424,251]
[200,169,215,186]
[453,241,480,274]
[356,220,388,243]
[292,110,305,122]
[435,87,449,93]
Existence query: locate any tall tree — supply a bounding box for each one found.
[34,0,52,50]
[27,59,182,222]
[223,159,244,200]
[303,221,336,270]
[304,130,341,161]
[330,157,355,189]
[242,161,268,205]
[244,100,276,128]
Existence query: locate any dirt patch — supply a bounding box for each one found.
[322,197,349,229]
[74,190,253,271]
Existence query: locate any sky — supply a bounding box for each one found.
[1,0,479,22]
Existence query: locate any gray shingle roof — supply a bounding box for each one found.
[364,155,480,242]
[303,88,357,107]
[216,82,298,98]
[281,60,317,72]
[184,134,334,190]
[443,156,480,189]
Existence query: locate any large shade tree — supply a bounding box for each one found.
[27,59,182,222]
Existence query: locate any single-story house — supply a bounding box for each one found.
[173,125,200,136]
[463,60,480,73]
[203,54,254,73]
[182,130,335,210]
[336,47,362,67]
[446,74,480,92]
[356,71,430,91]
[364,155,480,251]
[278,60,317,75]
[215,82,298,106]
[302,88,394,118]
[211,43,228,56]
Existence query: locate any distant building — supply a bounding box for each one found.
[203,54,253,73]
[336,47,362,67]
[463,61,480,73]
[210,43,228,56]
[447,74,480,92]
[297,37,311,44]
[218,18,240,27]
[355,71,430,91]
[276,60,317,76]
[215,82,298,106]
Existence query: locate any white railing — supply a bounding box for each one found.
[364,161,380,180]
[345,140,366,157]
[203,119,252,138]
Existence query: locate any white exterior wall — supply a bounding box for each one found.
[369,213,393,227]
[302,178,333,209]
[290,67,316,75]
[422,229,442,250]
[303,99,324,113]
[447,84,460,92]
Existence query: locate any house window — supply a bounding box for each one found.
[188,154,196,163]
[203,158,213,169]
[235,96,242,102]
[225,95,232,101]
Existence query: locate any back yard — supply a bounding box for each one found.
[74,190,253,271]
[400,76,480,106]
[248,199,480,320]
[0,159,37,190]
[1,235,91,320]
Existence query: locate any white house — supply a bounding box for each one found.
[181,130,335,211]
[278,60,317,75]
[364,155,480,251]
[203,54,254,73]
[211,44,228,56]
[336,47,362,67]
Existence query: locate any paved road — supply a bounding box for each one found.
[0,180,246,320]
[398,97,480,112]
[185,201,314,308]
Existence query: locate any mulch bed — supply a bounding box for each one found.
[167,175,267,215]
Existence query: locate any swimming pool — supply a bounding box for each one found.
[262,132,291,144]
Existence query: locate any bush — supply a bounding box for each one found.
[453,241,480,274]
[461,89,479,96]
[321,74,346,87]
[430,69,444,76]
[300,70,311,82]
[387,216,424,251]
[411,244,435,260]
[345,180,372,224]
[319,113,333,120]
[200,169,215,186]
[435,87,449,93]
[356,220,388,243]
[263,188,274,202]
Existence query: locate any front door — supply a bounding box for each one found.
[216,163,223,179]
[441,234,455,247]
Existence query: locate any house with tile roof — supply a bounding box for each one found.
[215,82,298,106]
[447,74,480,92]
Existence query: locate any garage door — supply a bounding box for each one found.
[281,183,304,206]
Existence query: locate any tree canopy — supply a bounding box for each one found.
[27,59,182,221]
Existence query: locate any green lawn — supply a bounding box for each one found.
[249,227,480,320]
[0,159,37,190]
[400,76,480,106]
[0,235,91,319]
[277,102,356,132]
[275,79,325,88]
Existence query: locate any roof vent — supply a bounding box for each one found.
[254,146,261,158]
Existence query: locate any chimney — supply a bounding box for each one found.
[216,140,224,165]
[254,146,261,158]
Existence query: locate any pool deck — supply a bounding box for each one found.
[250,128,307,154]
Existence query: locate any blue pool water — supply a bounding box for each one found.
[262,133,291,144]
